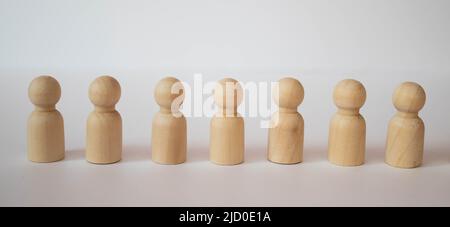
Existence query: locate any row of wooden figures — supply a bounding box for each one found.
[27,75,426,169]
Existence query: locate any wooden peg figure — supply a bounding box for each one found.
[385,82,426,168]
[268,77,304,164]
[210,78,244,165]
[328,79,366,166]
[27,76,65,162]
[86,76,122,164]
[151,77,187,164]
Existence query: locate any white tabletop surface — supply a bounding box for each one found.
[1,0,450,206]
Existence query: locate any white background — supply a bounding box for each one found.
[1,0,449,206]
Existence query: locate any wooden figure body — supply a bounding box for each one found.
[268,77,304,164]
[328,79,366,166]
[210,78,244,165]
[151,77,187,164]
[86,76,122,164]
[27,76,65,162]
[385,82,426,168]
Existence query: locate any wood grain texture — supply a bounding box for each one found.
[385,82,426,168]
[86,76,122,164]
[268,77,304,164]
[210,78,245,165]
[151,77,187,165]
[27,76,65,162]
[328,79,366,166]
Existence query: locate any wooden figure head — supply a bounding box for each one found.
[273,77,304,111]
[393,82,426,114]
[214,78,243,115]
[154,77,185,113]
[28,75,61,110]
[333,79,366,111]
[89,76,121,110]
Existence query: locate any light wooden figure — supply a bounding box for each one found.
[27,76,65,162]
[86,76,122,164]
[210,78,245,165]
[268,77,304,164]
[385,82,426,168]
[151,77,187,164]
[328,79,366,166]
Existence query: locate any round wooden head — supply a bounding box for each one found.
[333,79,366,110]
[273,77,304,110]
[154,77,184,111]
[214,78,243,111]
[28,75,61,108]
[89,76,121,108]
[393,82,426,113]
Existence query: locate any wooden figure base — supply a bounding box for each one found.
[210,116,245,166]
[328,113,366,167]
[28,110,65,163]
[267,112,304,165]
[151,113,187,165]
[385,115,424,169]
[86,111,122,164]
